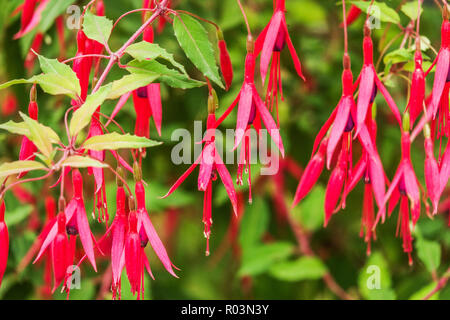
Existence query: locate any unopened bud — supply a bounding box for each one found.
[133,162,142,182]
[116,166,124,187]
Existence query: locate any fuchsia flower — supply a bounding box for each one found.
[292,138,327,207]
[255,0,306,119]
[293,53,386,228]
[34,170,97,273]
[405,49,426,126]
[14,0,50,39]
[0,201,8,285]
[375,115,420,264]
[18,87,38,178]
[341,4,363,27]
[51,212,69,292]
[355,26,402,136]
[427,17,450,121]
[163,97,238,255]
[424,125,440,215]
[87,117,108,222]
[217,30,233,91]
[216,39,285,157]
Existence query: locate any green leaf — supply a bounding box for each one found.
[350,1,400,24]
[20,112,53,158]
[82,10,113,45]
[125,41,187,75]
[107,73,160,100]
[0,79,35,90]
[4,204,33,227]
[83,132,162,151]
[37,55,81,98]
[383,48,413,65]
[0,160,47,178]
[62,156,107,168]
[127,59,205,89]
[416,238,441,273]
[238,198,269,252]
[358,252,396,300]
[401,1,422,21]
[69,84,112,136]
[238,242,295,277]
[173,14,223,88]
[269,256,328,282]
[0,120,60,144]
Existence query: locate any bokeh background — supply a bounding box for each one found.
[0,0,449,300]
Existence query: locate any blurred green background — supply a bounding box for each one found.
[0,0,449,300]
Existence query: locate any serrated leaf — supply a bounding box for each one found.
[350,1,400,24]
[238,242,295,277]
[37,55,81,97]
[269,257,328,282]
[107,73,159,100]
[82,10,113,45]
[0,120,60,143]
[0,160,47,178]
[401,1,422,21]
[69,84,112,136]
[127,59,205,89]
[83,132,162,151]
[416,238,441,273]
[125,41,187,75]
[173,14,223,88]
[62,155,107,168]
[20,112,53,158]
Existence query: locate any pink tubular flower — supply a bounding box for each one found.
[405,49,425,126]
[355,26,402,137]
[375,114,420,264]
[0,201,8,286]
[255,0,305,119]
[216,39,285,157]
[34,170,97,272]
[14,0,50,39]
[424,125,440,215]
[87,117,108,222]
[51,212,69,293]
[340,4,363,27]
[292,138,327,207]
[428,17,450,121]
[163,98,238,255]
[18,88,39,178]
[324,147,347,225]
[135,180,177,277]
[124,210,142,297]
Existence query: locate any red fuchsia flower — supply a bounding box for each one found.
[355,26,402,137]
[110,186,128,298]
[2,92,18,117]
[340,4,363,27]
[217,29,233,91]
[135,179,177,277]
[375,114,420,264]
[0,201,8,286]
[34,170,98,272]
[216,39,285,157]
[405,48,426,126]
[72,30,91,104]
[163,96,238,255]
[14,0,50,39]
[427,15,450,122]
[424,125,440,215]
[255,0,306,121]
[341,109,386,254]
[18,87,39,178]
[87,117,108,222]
[51,212,69,293]
[292,138,327,207]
